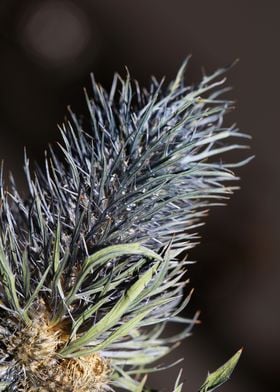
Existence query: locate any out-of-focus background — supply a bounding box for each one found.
[0,1,278,391]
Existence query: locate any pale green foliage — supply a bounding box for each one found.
[199,349,243,392]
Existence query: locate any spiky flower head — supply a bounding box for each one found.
[0,60,249,391]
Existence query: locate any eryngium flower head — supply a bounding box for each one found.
[0,60,250,391]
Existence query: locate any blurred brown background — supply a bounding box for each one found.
[0,1,279,391]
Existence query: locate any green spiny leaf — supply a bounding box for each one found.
[60,255,161,356]
[199,349,242,392]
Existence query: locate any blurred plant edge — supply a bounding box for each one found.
[134,349,242,391]
[198,349,243,392]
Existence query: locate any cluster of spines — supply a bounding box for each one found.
[0,60,250,391]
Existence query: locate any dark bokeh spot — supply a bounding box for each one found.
[18,0,96,70]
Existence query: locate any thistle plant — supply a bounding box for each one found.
[0,59,250,391]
